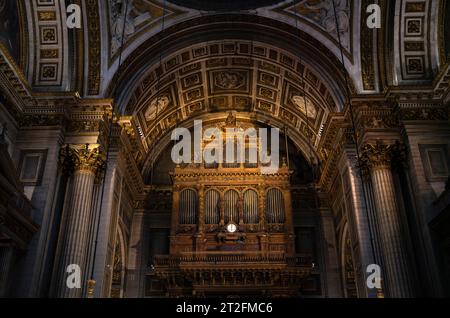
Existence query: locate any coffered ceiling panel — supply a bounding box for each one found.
[124,40,338,153]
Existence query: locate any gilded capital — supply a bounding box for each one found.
[360,140,407,173]
[60,144,106,176]
[360,141,395,171]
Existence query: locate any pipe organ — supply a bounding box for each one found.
[150,116,312,297]
[171,164,295,254]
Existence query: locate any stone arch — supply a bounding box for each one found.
[108,15,352,109]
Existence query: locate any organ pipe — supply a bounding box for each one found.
[179,189,197,224]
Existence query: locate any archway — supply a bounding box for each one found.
[108,14,354,298]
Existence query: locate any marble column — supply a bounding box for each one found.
[361,141,414,297]
[55,144,104,298]
[343,149,378,298]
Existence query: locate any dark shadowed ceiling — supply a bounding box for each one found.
[168,0,282,11]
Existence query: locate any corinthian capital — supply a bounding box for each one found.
[360,141,397,171]
[60,144,105,176]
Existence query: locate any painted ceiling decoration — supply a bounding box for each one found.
[283,0,351,51]
[105,0,354,61]
[108,0,181,57]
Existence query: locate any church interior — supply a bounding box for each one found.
[0,0,449,298]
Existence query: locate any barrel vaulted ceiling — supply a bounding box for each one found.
[14,0,446,96]
[1,0,448,162]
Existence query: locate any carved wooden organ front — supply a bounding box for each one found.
[150,117,312,296]
[170,164,295,254]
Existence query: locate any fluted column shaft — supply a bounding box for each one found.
[362,141,414,297]
[55,144,104,298]
[370,166,413,297]
[57,170,96,297]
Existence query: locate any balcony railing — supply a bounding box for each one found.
[150,252,312,269]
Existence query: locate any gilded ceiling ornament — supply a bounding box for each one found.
[291,95,317,119]
[225,112,237,126]
[144,94,171,122]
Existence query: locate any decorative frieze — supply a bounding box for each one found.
[18,114,65,127]
[398,105,448,121]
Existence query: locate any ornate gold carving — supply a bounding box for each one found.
[360,141,393,169]
[87,280,96,298]
[360,141,406,172]
[362,114,400,129]
[67,120,101,133]
[120,39,339,151]
[59,144,106,178]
